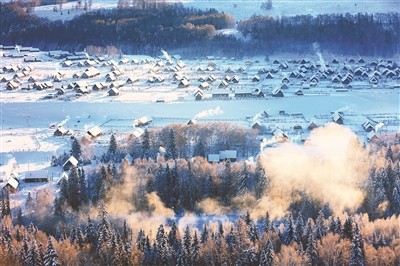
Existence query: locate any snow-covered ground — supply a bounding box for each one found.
[26,0,400,22]
[1,46,399,214]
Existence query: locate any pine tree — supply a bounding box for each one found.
[25,192,34,212]
[59,178,69,205]
[137,229,146,251]
[305,233,319,266]
[244,209,252,225]
[237,161,251,196]
[249,222,260,243]
[183,225,192,264]
[43,237,60,266]
[78,168,88,205]
[262,239,275,266]
[193,138,206,158]
[263,211,272,234]
[97,204,111,256]
[71,138,82,160]
[390,178,400,214]
[107,134,117,158]
[1,189,11,216]
[141,129,151,159]
[155,224,170,265]
[67,167,80,210]
[167,221,180,252]
[314,210,326,240]
[75,226,85,248]
[165,128,177,160]
[254,158,268,199]
[295,213,304,244]
[85,216,96,245]
[191,231,200,264]
[222,160,234,204]
[26,239,42,266]
[282,214,295,245]
[18,238,29,265]
[342,217,353,239]
[226,226,237,254]
[201,223,209,244]
[349,224,365,266]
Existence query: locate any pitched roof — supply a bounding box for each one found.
[63,156,78,167]
[87,126,102,137]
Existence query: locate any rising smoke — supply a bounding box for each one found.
[254,123,370,219]
[193,106,224,120]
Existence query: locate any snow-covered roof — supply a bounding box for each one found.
[6,177,19,189]
[219,150,237,160]
[123,153,133,163]
[208,154,220,163]
[132,127,145,138]
[87,126,102,137]
[24,171,48,180]
[63,156,78,167]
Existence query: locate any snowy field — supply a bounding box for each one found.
[25,0,400,22]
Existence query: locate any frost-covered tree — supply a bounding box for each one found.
[254,158,268,199]
[141,129,151,159]
[26,239,42,266]
[71,138,82,160]
[43,237,60,266]
[165,128,177,160]
[193,138,206,158]
[263,211,272,234]
[85,216,96,245]
[183,225,192,263]
[260,238,275,266]
[305,233,319,266]
[78,168,88,205]
[191,231,200,264]
[282,214,295,245]
[107,134,117,157]
[25,192,35,212]
[349,224,365,266]
[342,217,353,240]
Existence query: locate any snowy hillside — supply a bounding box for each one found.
[29,0,400,21]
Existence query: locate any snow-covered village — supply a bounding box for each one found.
[0,0,400,265]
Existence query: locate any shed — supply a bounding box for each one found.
[24,171,48,183]
[332,112,344,124]
[218,80,228,88]
[92,82,107,91]
[219,150,237,162]
[194,89,204,101]
[178,79,190,88]
[63,156,78,171]
[198,82,209,90]
[82,68,100,78]
[87,126,102,138]
[108,87,120,96]
[272,88,284,97]
[134,116,153,127]
[3,177,19,193]
[307,121,318,130]
[295,89,304,96]
[252,75,261,82]
[208,154,220,163]
[54,127,69,136]
[211,89,230,99]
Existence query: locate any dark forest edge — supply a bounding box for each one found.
[1,2,399,57]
